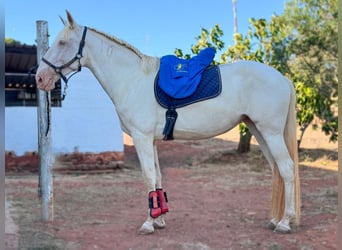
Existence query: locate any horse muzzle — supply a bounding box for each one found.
[36,68,58,91]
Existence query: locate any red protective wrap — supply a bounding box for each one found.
[148,191,161,218]
[156,189,169,214]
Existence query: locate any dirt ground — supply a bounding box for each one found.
[5,127,338,250]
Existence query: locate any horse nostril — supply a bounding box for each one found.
[36,75,45,89]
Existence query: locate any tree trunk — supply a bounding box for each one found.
[237,129,252,153]
[297,122,309,150]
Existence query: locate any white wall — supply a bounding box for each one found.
[5,69,123,155]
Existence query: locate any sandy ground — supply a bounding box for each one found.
[5,127,338,249]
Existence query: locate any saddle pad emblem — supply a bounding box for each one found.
[176,63,188,73]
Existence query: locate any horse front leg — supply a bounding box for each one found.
[152,142,168,229]
[133,135,167,234]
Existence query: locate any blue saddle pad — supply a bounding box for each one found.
[158,48,216,98]
[154,65,222,109]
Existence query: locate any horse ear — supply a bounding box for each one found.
[59,16,67,26]
[65,10,75,29]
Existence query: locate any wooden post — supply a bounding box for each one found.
[36,20,53,222]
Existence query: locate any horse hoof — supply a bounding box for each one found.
[138,221,155,235]
[266,221,276,230]
[266,218,278,230]
[153,216,166,229]
[274,222,291,234]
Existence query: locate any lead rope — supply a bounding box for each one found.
[31,65,52,137]
[61,81,68,101]
[45,91,51,136]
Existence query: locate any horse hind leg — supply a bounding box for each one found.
[244,118,280,229]
[262,133,296,233]
[243,117,276,172]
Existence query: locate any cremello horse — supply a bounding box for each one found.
[36,11,300,234]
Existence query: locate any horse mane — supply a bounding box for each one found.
[88,27,144,59]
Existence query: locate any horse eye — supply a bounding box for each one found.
[59,40,66,46]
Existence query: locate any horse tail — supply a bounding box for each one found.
[271,78,301,225]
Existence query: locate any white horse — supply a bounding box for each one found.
[36,11,300,234]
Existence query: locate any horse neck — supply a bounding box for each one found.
[83,29,158,103]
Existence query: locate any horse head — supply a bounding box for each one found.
[36,10,87,91]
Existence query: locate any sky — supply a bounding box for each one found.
[5,0,286,57]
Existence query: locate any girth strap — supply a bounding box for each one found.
[163,107,178,140]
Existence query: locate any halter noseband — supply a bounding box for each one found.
[42,26,88,99]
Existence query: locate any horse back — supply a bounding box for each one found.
[217,61,292,124]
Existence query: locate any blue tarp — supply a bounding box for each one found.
[158,47,215,99]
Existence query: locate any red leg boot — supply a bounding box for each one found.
[156,189,169,214]
[148,191,161,218]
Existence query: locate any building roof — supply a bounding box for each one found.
[5,44,61,107]
[5,44,37,74]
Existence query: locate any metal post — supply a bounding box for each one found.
[232,0,238,34]
[36,20,53,222]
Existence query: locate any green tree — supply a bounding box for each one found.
[5,38,23,46]
[280,0,338,146]
[175,24,224,61]
[175,18,289,152]
[175,0,338,150]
